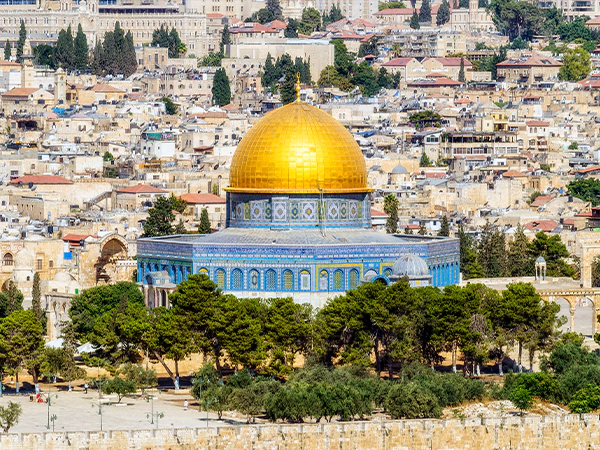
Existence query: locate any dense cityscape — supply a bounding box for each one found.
[0,0,598,447]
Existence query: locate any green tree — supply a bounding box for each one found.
[284,18,299,38]
[419,0,432,22]
[198,208,212,234]
[383,194,399,234]
[280,66,297,105]
[0,310,45,392]
[351,62,379,96]
[509,385,533,415]
[117,362,158,389]
[299,7,322,34]
[507,224,532,276]
[74,24,88,70]
[266,0,284,20]
[386,383,442,419]
[55,26,75,71]
[90,42,103,75]
[477,222,508,277]
[0,281,24,316]
[68,282,145,337]
[409,110,442,129]
[4,41,10,61]
[30,272,43,325]
[410,11,420,29]
[147,307,192,388]
[220,25,231,55]
[0,402,22,432]
[103,376,137,403]
[16,20,26,62]
[162,96,178,115]
[358,36,378,57]
[458,224,484,279]
[436,0,450,25]
[567,178,600,206]
[332,39,353,77]
[379,1,406,9]
[420,152,432,166]
[568,386,600,414]
[458,57,466,83]
[559,47,591,81]
[143,196,176,237]
[212,67,231,107]
[438,216,450,237]
[102,151,114,161]
[528,231,574,277]
[167,27,181,58]
[34,44,55,68]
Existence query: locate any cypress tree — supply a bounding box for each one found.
[458,57,466,82]
[383,194,399,234]
[438,215,450,236]
[266,0,283,20]
[113,22,126,73]
[55,26,75,71]
[436,0,451,26]
[263,53,276,88]
[102,31,117,75]
[419,0,431,22]
[212,67,231,107]
[418,221,427,235]
[168,27,181,58]
[31,272,43,324]
[410,11,420,29]
[74,24,88,70]
[198,209,212,234]
[123,30,137,76]
[4,40,10,61]
[280,66,297,104]
[16,20,26,62]
[220,25,230,56]
[91,41,103,75]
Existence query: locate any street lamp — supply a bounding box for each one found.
[91,377,105,431]
[147,411,164,429]
[44,390,59,430]
[144,388,161,424]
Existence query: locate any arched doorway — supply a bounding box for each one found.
[95,236,128,284]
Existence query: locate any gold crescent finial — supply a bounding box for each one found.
[295,72,301,102]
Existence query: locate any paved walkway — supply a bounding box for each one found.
[0,387,241,433]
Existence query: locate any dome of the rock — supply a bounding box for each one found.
[227,101,369,194]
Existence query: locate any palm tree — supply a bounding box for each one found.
[391,43,402,58]
[177,42,187,57]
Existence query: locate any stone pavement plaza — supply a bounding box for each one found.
[0,388,235,433]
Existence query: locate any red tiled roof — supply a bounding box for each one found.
[530,195,553,207]
[371,209,388,217]
[502,170,528,178]
[382,57,415,67]
[10,175,72,185]
[524,220,558,232]
[92,83,125,93]
[62,234,92,242]
[179,193,226,204]
[497,53,561,68]
[573,165,600,174]
[424,57,473,67]
[2,87,38,98]
[116,184,168,194]
[526,120,549,127]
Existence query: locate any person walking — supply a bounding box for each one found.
[184,400,188,411]
[84,383,88,394]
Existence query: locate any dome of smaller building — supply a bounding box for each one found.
[391,165,408,174]
[392,255,430,277]
[535,256,546,263]
[14,248,34,268]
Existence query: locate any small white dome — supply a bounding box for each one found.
[393,255,430,277]
[14,248,34,268]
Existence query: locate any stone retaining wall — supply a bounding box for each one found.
[4,414,600,449]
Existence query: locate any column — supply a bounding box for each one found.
[570,307,576,333]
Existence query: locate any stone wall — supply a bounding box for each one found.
[3,414,600,450]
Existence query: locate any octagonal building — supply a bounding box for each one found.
[137,99,460,307]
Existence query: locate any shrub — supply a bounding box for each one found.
[385,382,442,419]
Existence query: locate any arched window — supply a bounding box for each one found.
[199,267,208,275]
[300,270,310,291]
[265,270,277,291]
[319,270,329,291]
[384,268,392,278]
[231,269,243,290]
[283,270,293,291]
[216,269,226,289]
[349,269,359,290]
[333,270,344,290]
[249,269,259,290]
[3,253,13,266]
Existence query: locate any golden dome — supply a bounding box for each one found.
[226,101,369,194]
